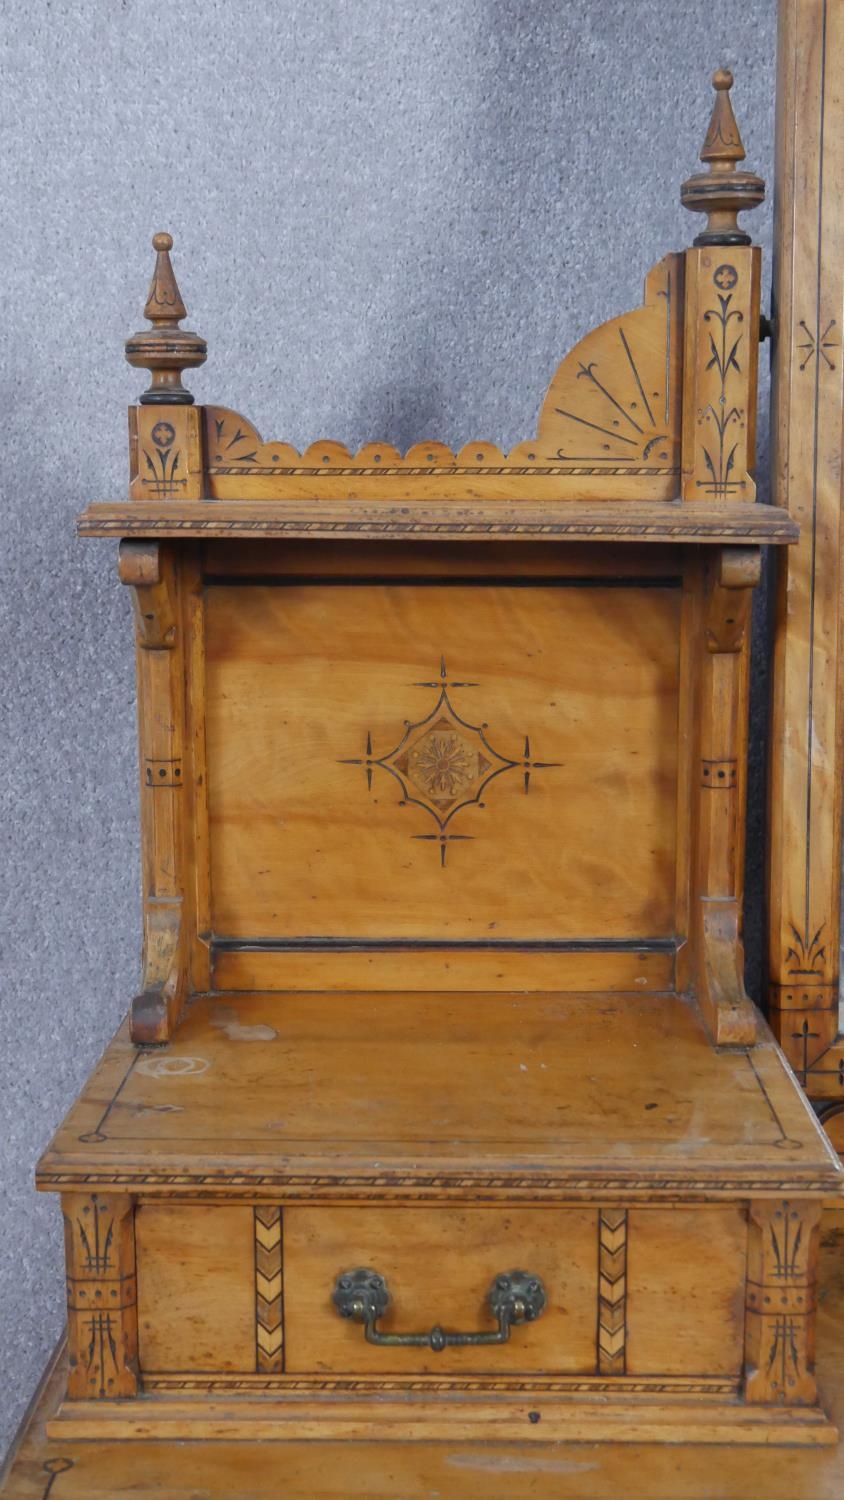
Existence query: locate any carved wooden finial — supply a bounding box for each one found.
[681,70,764,245]
[125,232,207,405]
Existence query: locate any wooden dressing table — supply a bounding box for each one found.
[36,72,842,1447]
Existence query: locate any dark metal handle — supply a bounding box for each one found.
[332,1268,546,1351]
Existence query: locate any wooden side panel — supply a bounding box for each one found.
[769,0,844,1096]
[135,1204,255,1373]
[626,1206,747,1376]
[204,580,682,952]
[283,1207,597,1375]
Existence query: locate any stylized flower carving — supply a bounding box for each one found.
[405,727,483,806]
[714,263,738,291]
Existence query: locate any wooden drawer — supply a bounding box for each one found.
[282,1204,747,1378]
[283,1206,597,1375]
[134,1201,748,1383]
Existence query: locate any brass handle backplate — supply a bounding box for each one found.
[331,1267,547,1351]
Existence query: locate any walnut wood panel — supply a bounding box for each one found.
[35,993,843,1197]
[283,1206,596,1375]
[626,1206,746,1376]
[768,0,844,1099]
[204,581,681,947]
[135,1204,255,1373]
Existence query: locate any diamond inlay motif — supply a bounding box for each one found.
[339,658,559,866]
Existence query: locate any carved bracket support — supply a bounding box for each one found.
[63,1193,138,1399]
[695,547,761,1045]
[118,541,189,1044]
[744,1199,821,1406]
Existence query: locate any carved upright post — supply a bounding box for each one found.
[125,233,207,502]
[680,75,765,1046]
[694,547,761,1045]
[680,70,764,503]
[768,0,844,1114]
[118,540,189,1044]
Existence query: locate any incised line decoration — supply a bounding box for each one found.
[340,657,559,866]
[141,419,184,498]
[697,263,746,498]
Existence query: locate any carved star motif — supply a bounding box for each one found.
[339,659,559,866]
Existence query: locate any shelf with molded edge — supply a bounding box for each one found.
[78,498,799,545]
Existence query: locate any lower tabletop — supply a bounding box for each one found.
[3,1211,843,1499]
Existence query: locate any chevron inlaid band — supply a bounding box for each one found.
[597,1207,628,1375]
[254,1206,283,1374]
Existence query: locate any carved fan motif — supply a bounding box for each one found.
[200,255,684,502]
[534,256,682,477]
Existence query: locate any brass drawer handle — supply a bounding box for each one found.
[332,1268,546,1351]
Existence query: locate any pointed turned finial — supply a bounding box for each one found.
[681,70,765,245]
[125,232,207,404]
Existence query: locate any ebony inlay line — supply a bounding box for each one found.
[203,574,682,589]
[213,936,677,954]
[206,570,686,588]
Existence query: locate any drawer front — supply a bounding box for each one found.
[283,1206,597,1375]
[134,1201,747,1384]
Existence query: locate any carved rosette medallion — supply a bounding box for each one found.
[340,658,559,865]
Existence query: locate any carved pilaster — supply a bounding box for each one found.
[118,540,189,1044]
[681,246,761,502]
[744,1200,821,1406]
[63,1193,138,1399]
[695,546,761,1045]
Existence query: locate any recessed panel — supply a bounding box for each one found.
[205,581,680,942]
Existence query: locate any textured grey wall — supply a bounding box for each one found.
[0,0,775,1460]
